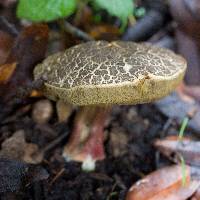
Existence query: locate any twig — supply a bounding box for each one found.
[43,131,69,153]
[59,19,94,41]
[122,10,166,41]
[49,168,65,186]
[0,16,18,37]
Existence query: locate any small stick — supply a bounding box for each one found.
[59,19,94,41]
[43,131,69,153]
[0,16,19,36]
[49,168,65,186]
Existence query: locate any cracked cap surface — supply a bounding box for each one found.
[34,41,187,105]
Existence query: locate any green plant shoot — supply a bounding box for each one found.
[178,117,189,141]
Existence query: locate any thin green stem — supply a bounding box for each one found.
[180,155,187,186]
[178,117,189,141]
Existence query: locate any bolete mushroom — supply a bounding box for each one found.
[34,41,187,170]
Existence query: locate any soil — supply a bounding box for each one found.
[0,102,175,200]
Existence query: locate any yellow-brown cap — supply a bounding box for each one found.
[34,41,187,106]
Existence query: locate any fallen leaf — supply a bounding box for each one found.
[0,130,43,164]
[154,136,200,167]
[176,83,196,103]
[0,62,17,84]
[179,83,200,102]
[0,30,14,65]
[30,89,43,97]
[155,91,200,134]
[89,24,120,41]
[0,23,49,103]
[192,187,200,200]
[126,165,200,200]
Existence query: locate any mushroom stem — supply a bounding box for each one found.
[63,106,111,170]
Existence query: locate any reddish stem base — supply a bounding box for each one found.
[63,106,110,170]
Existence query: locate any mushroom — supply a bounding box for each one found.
[34,41,187,170]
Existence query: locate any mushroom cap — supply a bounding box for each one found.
[34,41,187,106]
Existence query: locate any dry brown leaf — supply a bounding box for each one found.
[154,136,200,167]
[0,24,49,103]
[170,180,200,200]
[0,62,16,83]
[30,89,44,97]
[180,83,200,102]
[89,24,120,41]
[0,30,14,64]
[177,83,196,103]
[192,187,200,200]
[155,91,200,133]
[126,165,199,200]
[0,130,43,164]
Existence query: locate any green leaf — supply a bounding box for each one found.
[17,0,77,22]
[93,0,134,28]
